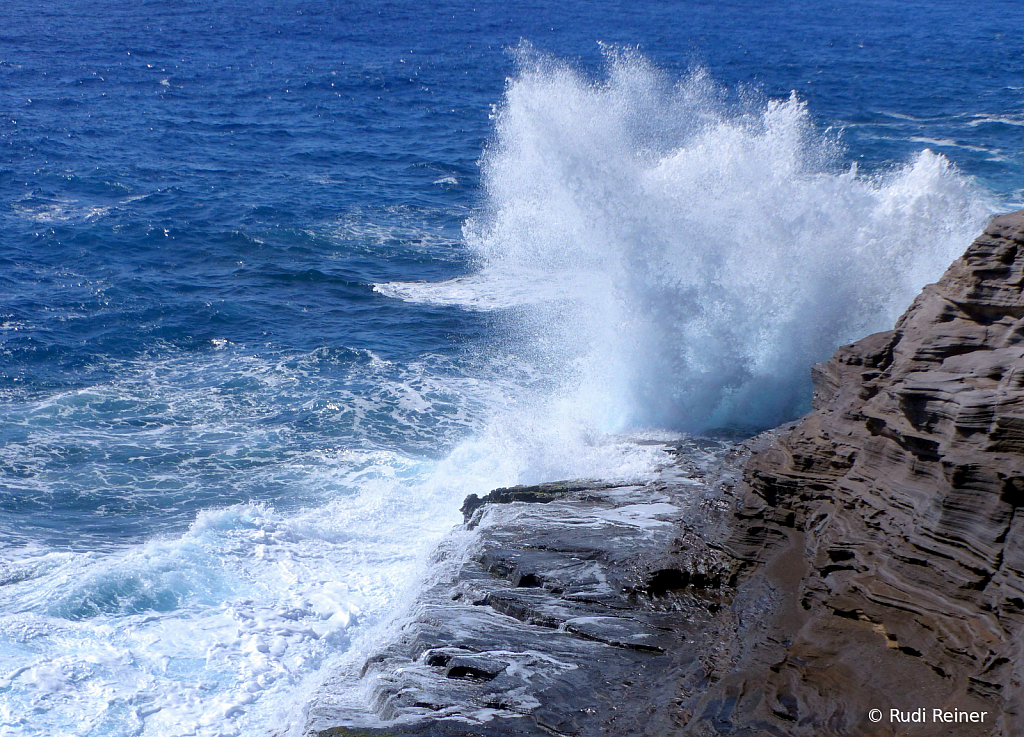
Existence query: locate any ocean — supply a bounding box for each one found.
[1,1,1021,734]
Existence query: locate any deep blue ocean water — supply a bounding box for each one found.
[1,2,1022,735]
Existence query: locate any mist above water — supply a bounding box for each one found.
[382,49,993,432]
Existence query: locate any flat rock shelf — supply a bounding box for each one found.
[302,436,764,737]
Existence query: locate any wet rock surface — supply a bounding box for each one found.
[305,211,1024,737]
[303,437,756,736]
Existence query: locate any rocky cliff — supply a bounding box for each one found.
[723,208,1024,735]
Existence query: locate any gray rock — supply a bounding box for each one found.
[303,439,748,736]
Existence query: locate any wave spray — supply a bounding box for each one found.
[381,48,992,432]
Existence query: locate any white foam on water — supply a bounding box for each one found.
[307,206,467,259]
[966,113,1024,127]
[0,436,666,737]
[373,271,570,311]
[11,199,112,224]
[907,136,1003,157]
[0,340,669,737]
[0,502,364,737]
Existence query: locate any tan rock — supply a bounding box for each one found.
[735,209,1024,736]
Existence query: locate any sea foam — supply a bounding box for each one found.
[0,342,666,737]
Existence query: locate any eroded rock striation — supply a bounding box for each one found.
[725,208,1024,735]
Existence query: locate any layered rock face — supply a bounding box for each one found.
[733,209,1024,735]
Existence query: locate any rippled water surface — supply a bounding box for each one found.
[1,1,1022,735]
